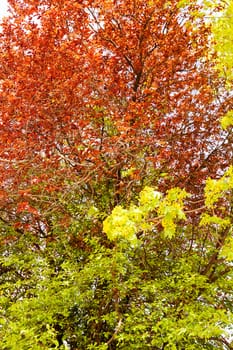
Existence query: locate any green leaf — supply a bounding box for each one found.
[221,110,233,130]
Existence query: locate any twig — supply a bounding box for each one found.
[106,318,123,346]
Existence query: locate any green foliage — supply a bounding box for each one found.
[221,110,233,130]
[1,219,233,349]
[0,172,233,349]
[101,169,233,348]
[158,188,188,238]
[0,167,233,350]
[212,0,233,83]
[199,213,231,228]
[103,205,141,245]
[121,167,136,178]
[103,186,188,243]
[210,1,233,131]
[139,186,162,210]
[219,234,233,261]
[103,186,163,244]
[204,166,233,208]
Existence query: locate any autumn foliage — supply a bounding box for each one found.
[0,0,231,233]
[0,1,233,349]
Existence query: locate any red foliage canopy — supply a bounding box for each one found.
[0,0,231,231]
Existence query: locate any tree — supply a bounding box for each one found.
[212,0,233,83]
[212,0,233,130]
[0,1,233,349]
[0,0,231,233]
[1,168,233,349]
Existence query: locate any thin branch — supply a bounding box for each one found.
[106,318,122,346]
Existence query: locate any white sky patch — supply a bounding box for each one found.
[0,0,9,19]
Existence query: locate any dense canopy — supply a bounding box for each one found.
[0,0,232,349]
